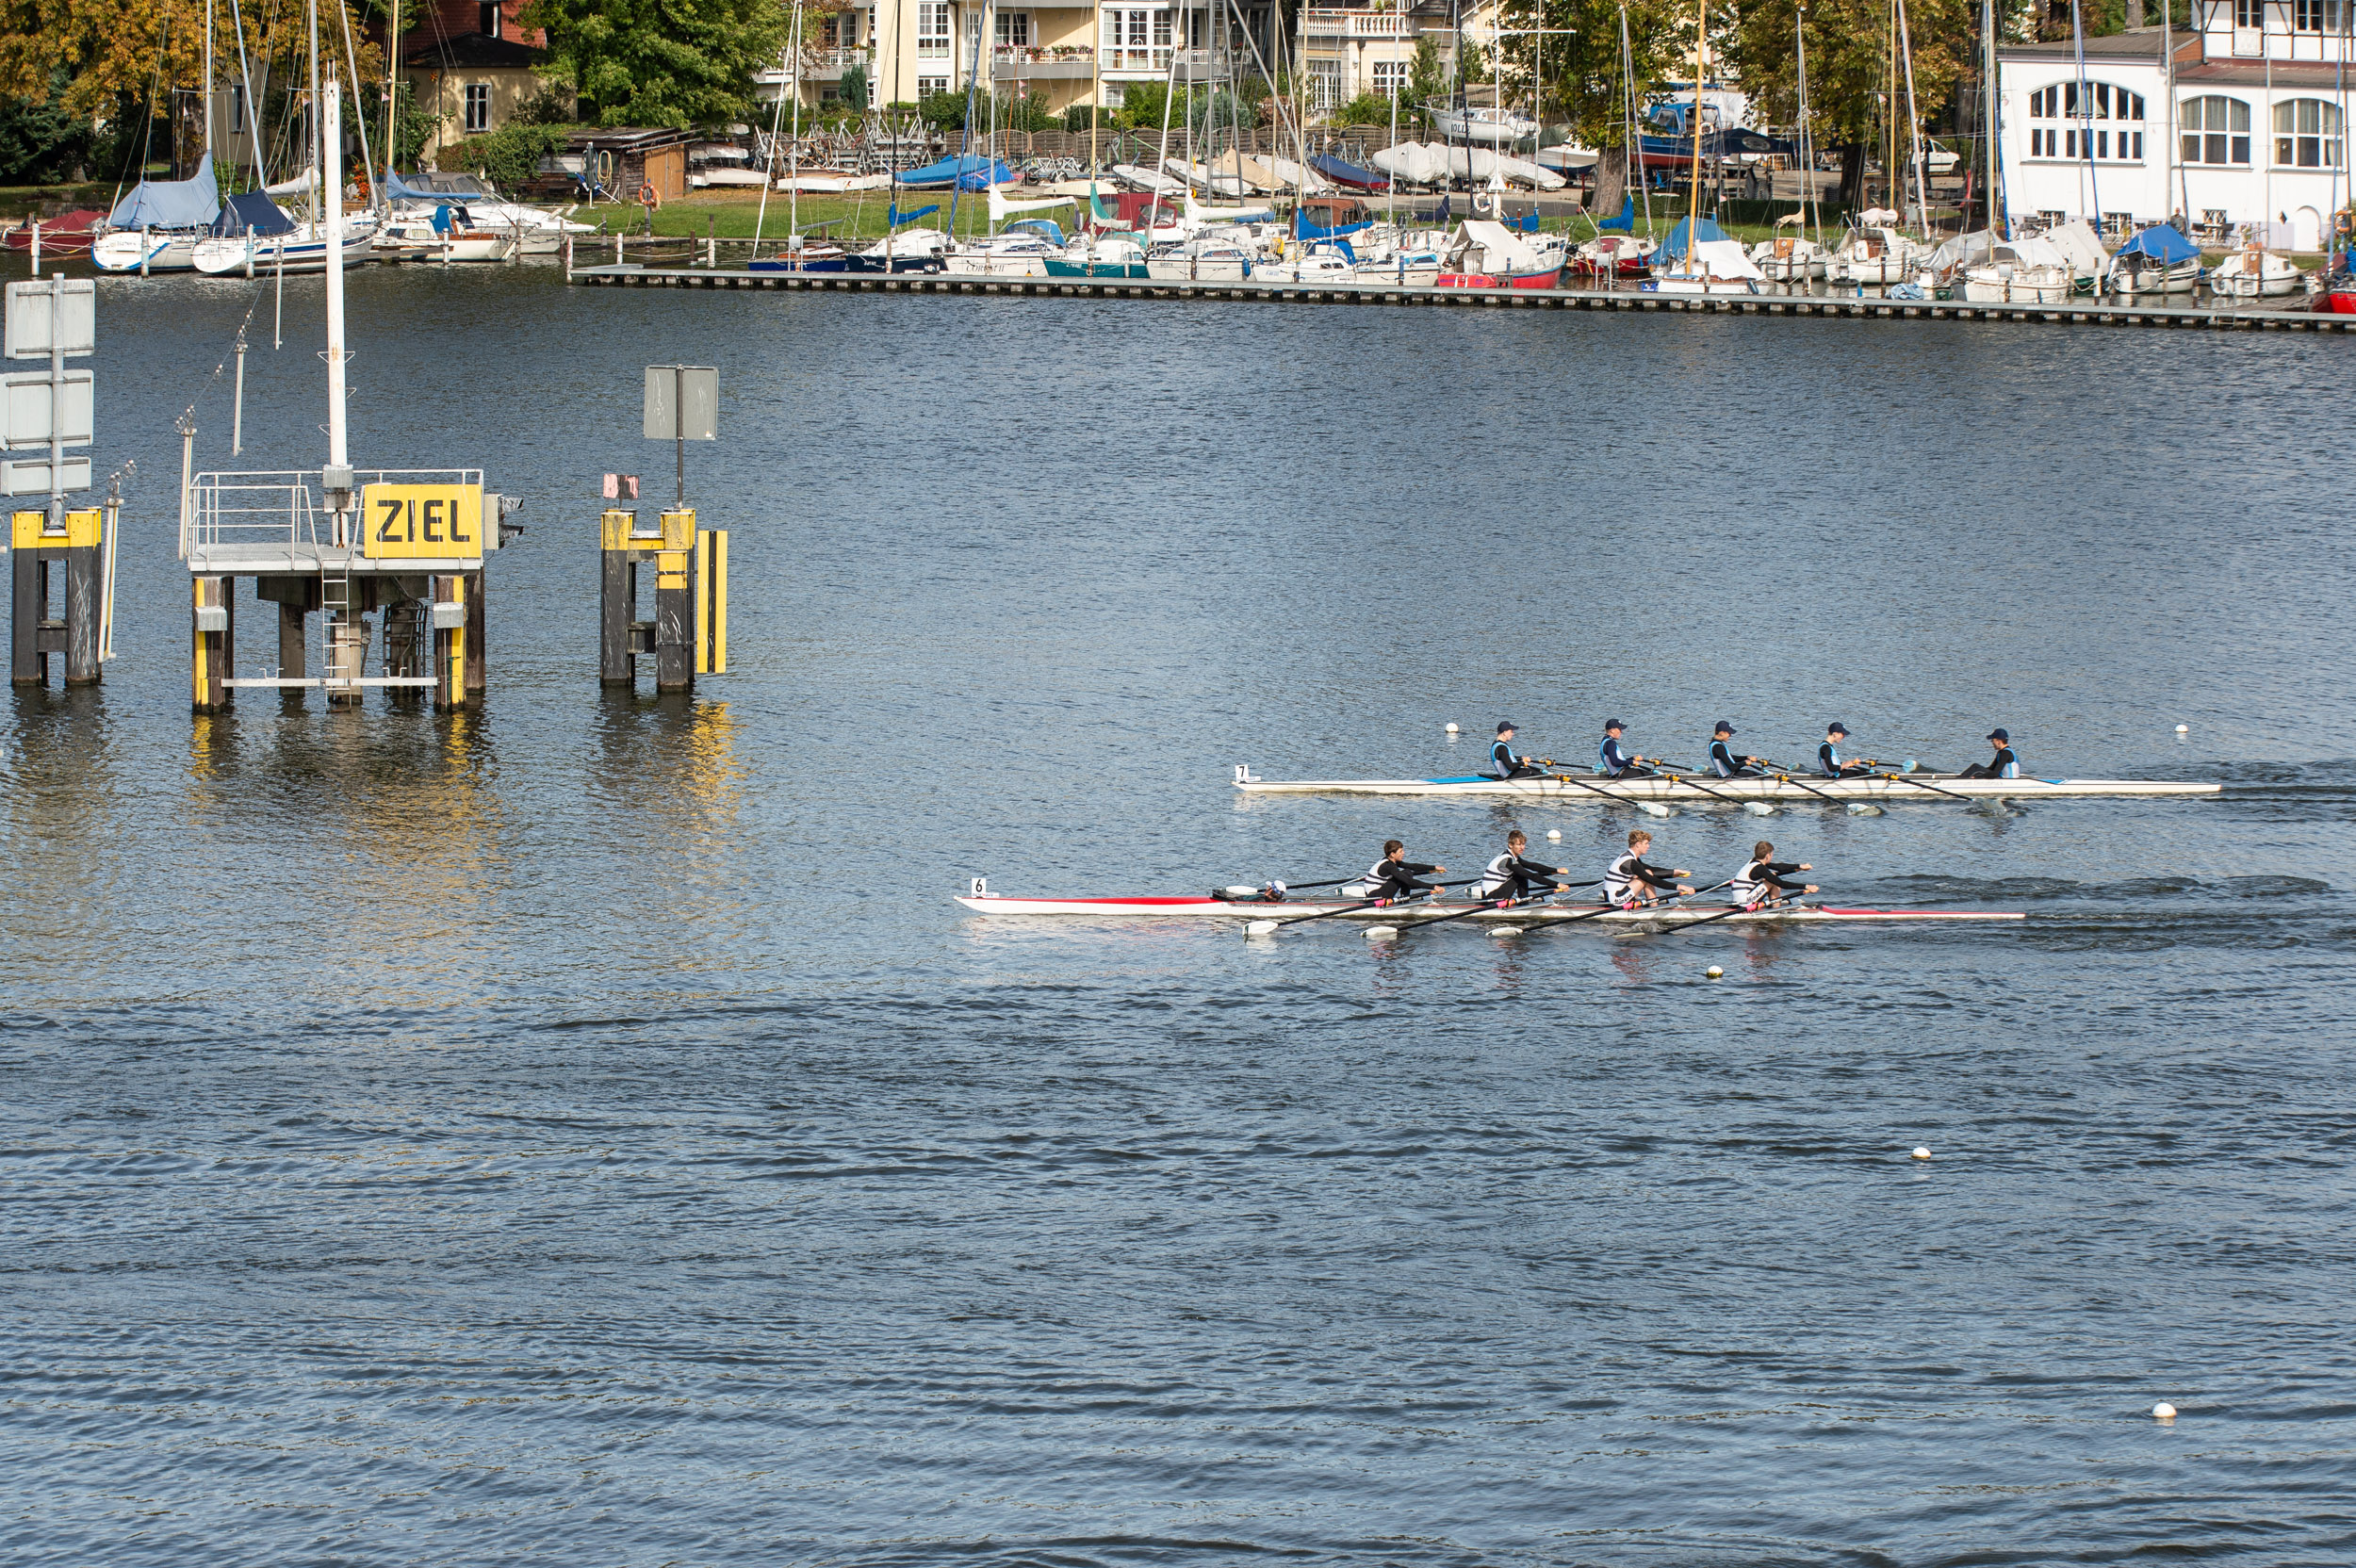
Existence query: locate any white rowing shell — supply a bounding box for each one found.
[955,895,2023,923]
[1231,774,2216,801]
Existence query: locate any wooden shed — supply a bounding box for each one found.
[570,128,695,202]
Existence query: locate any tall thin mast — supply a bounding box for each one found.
[1686,0,1706,268]
[381,0,401,188]
[1895,0,1927,232]
[1985,0,2001,235]
[1798,4,1816,242]
[321,53,346,482]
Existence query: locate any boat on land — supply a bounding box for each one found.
[1228,767,2218,801]
[957,890,2022,924]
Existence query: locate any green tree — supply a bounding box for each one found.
[450,120,569,188]
[917,88,965,129]
[520,0,788,127]
[1728,0,1982,210]
[1331,91,1398,128]
[0,67,95,183]
[837,61,867,114]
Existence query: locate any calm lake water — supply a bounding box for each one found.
[3,259,2352,1566]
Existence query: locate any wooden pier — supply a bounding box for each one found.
[564,263,2354,334]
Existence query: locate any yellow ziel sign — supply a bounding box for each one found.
[361,482,484,559]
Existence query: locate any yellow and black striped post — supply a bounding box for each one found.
[599,506,728,692]
[433,574,467,713]
[12,509,102,687]
[190,574,234,712]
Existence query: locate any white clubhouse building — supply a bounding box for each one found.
[1999,4,2353,249]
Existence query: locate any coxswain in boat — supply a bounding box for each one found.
[1709,721,1767,778]
[1604,829,1693,907]
[1730,841,1818,907]
[1818,723,1874,778]
[1598,719,1659,779]
[1365,841,1447,903]
[1478,830,1571,902]
[1955,728,2021,779]
[1489,722,1546,780]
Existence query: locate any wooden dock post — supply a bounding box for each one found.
[62,510,100,685]
[599,507,640,685]
[432,574,467,712]
[654,506,694,693]
[190,574,233,711]
[12,511,47,686]
[14,510,106,688]
[465,570,485,699]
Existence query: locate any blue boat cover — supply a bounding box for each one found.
[1654,215,1728,259]
[380,167,433,202]
[211,190,292,237]
[2116,223,2199,264]
[896,155,1016,190]
[1310,153,1386,190]
[1291,209,1374,240]
[887,203,940,226]
[106,155,221,230]
[1007,218,1065,246]
[1595,194,1637,233]
[1512,211,1540,234]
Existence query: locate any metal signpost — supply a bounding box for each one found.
[4,280,106,685]
[600,368,726,692]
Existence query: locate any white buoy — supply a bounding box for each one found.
[1743,801,1775,816]
[1912,1146,1932,1160]
[1705,965,1723,978]
[1244,921,1279,937]
[2152,1401,2177,1420]
[1363,925,1398,939]
[2175,724,2189,734]
[1445,722,1460,733]
[1546,828,1562,841]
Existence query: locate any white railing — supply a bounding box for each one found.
[1304,8,1413,37]
[186,467,483,562]
[994,45,1093,62]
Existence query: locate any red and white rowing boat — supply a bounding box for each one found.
[956,889,2021,925]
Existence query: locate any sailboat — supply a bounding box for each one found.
[93,0,226,273]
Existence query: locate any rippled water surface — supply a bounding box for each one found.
[3,262,2352,1566]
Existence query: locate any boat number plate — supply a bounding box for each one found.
[361,482,484,560]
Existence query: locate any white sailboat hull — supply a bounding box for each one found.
[91,231,202,272]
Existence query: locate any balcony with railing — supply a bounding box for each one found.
[754,49,872,89]
[1303,8,1415,38]
[989,44,1097,79]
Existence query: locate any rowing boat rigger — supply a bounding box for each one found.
[956,886,2024,926]
[1231,765,2218,802]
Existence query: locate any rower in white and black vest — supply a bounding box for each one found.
[1488,722,1547,780]
[1708,720,1767,778]
[1729,840,1819,907]
[1478,830,1571,902]
[1598,719,1658,779]
[1818,722,1875,777]
[1364,840,1447,902]
[1955,727,2021,779]
[1603,828,1693,906]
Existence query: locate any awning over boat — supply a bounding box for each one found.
[212,190,293,237]
[1311,154,1386,190]
[1654,215,1728,259]
[895,155,1015,190]
[106,155,221,230]
[2115,222,2198,264]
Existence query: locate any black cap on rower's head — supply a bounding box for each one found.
[1713,720,1736,735]
[1826,722,1849,736]
[1604,718,1626,732]
[1497,721,1515,734]
[1988,727,2009,743]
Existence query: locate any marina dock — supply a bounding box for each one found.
[564,262,2355,333]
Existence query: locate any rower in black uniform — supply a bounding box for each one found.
[1818,722,1874,778]
[1478,830,1571,902]
[1955,727,2021,779]
[1730,841,1818,907]
[1708,720,1767,778]
[1598,719,1659,779]
[1489,722,1547,780]
[1604,829,1693,906]
[1365,841,1447,903]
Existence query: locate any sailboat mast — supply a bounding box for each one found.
[314,1,346,479]
[1797,4,1816,242]
[382,0,401,188]
[1895,0,1927,233]
[1985,0,2001,235]
[790,0,803,240]
[1687,0,1705,260]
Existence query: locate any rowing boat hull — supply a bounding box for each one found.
[1232,773,2217,801]
[956,895,2021,923]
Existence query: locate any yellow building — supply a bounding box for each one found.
[399,1,551,167]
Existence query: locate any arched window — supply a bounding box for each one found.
[2025,80,2146,161]
[2181,95,2251,165]
[2274,99,2344,169]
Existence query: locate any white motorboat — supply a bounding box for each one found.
[2210,247,2302,298]
[2107,256,2201,298]
[1826,225,1922,286]
[1258,245,1360,285]
[944,233,1062,278]
[1959,237,2074,302]
[1750,234,1828,281]
[1647,237,1763,295]
[1145,240,1256,282]
[1227,765,2218,802]
[1357,249,1442,286]
[372,215,515,263]
[1432,106,1541,145]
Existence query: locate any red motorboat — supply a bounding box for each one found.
[2317,286,2356,314]
[5,208,106,255]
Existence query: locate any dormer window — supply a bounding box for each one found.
[481,3,501,38]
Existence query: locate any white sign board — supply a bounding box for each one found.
[644,366,718,441]
[2,369,93,447]
[1,456,92,496]
[4,279,97,359]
